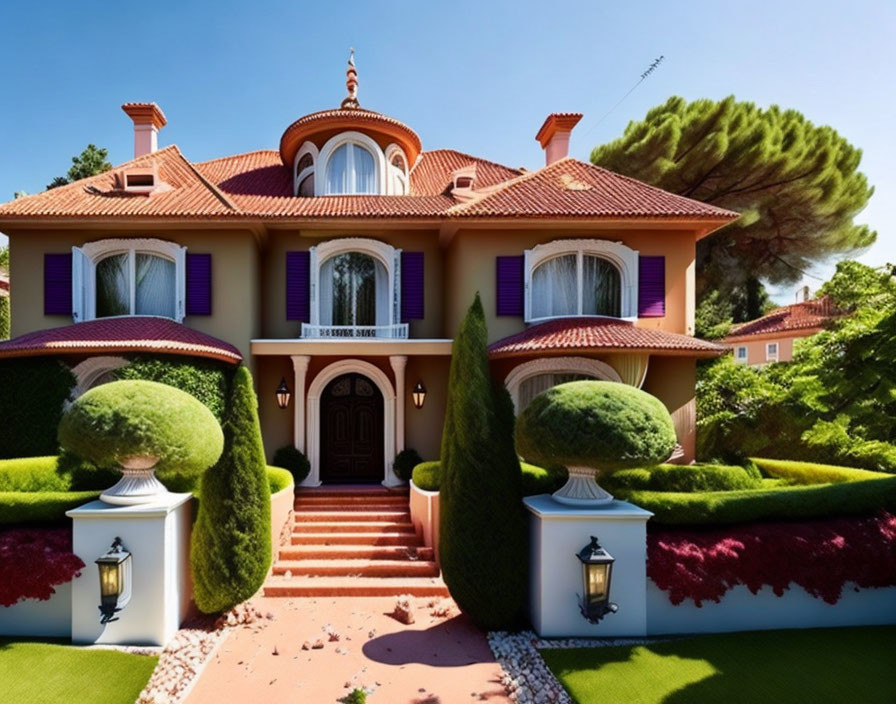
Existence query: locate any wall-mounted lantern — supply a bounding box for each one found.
[95,537,132,624]
[275,377,291,409]
[412,380,427,409]
[577,535,617,624]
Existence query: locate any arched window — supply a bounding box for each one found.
[325,143,377,194]
[531,254,621,319]
[294,142,318,197]
[504,357,624,412]
[320,252,388,326]
[518,372,595,410]
[524,239,639,321]
[73,238,186,322]
[385,145,409,195]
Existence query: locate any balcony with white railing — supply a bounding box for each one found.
[300,323,409,339]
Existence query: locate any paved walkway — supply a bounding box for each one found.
[186,595,510,704]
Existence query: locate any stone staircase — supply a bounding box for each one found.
[264,486,450,598]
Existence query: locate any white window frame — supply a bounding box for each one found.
[72,238,186,323]
[309,238,401,329]
[384,143,409,196]
[317,131,386,196]
[766,342,779,362]
[524,238,639,322]
[735,346,748,363]
[504,356,623,412]
[293,141,319,196]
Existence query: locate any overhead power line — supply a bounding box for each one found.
[581,55,665,140]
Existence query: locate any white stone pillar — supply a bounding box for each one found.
[524,495,652,638]
[290,355,310,453]
[67,494,193,647]
[389,355,407,453]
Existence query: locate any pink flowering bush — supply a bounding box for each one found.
[0,526,84,606]
[647,512,896,606]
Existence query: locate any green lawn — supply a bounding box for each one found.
[0,639,158,704]
[540,626,896,704]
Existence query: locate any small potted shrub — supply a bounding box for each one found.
[58,380,224,505]
[516,380,676,507]
[272,444,311,485]
[392,448,423,482]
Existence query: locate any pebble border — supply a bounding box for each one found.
[487,631,663,703]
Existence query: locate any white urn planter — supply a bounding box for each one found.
[100,455,169,506]
[552,465,614,507]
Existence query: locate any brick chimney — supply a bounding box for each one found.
[122,103,167,158]
[535,113,583,166]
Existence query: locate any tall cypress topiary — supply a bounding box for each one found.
[191,365,272,613]
[439,294,527,629]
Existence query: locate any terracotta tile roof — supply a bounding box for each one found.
[409,149,523,195]
[0,317,242,364]
[0,146,238,219]
[722,297,841,341]
[0,146,737,225]
[452,158,740,219]
[488,317,726,358]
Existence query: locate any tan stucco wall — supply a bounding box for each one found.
[6,228,261,362]
[642,356,697,462]
[260,229,443,340]
[445,227,697,344]
[728,329,819,365]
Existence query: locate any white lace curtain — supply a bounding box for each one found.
[96,253,175,318]
[531,254,621,319]
[325,144,376,195]
[320,253,387,326]
[517,372,594,410]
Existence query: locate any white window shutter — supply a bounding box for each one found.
[71,246,88,322]
[309,246,319,325]
[175,245,187,323]
[523,249,532,322]
[393,248,402,325]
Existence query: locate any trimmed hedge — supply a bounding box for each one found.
[516,381,676,472]
[191,366,271,614]
[412,460,565,496]
[0,490,101,524]
[115,355,231,421]
[58,380,224,478]
[615,476,896,525]
[271,445,311,485]
[266,465,293,495]
[0,358,76,459]
[0,454,118,493]
[750,457,887,484]
[392,448,422,482]
[603,463,762,494]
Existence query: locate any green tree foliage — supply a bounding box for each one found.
[698,261,896,471]
[58,380,224,477]
[1,245,9,340]
[46,144,112,190]
[439,294,527,630]
[0,358,76,458]
[592,96,875,326]
[191,366,271,614]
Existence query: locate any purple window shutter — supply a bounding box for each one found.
[44,253,72,316]
[401,252,424,321]
[638,255,666,318]
[496,255,524,316]
[286,251,310,322]
[186,253,212,316]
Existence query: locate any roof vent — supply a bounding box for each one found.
[450,164,478,202]
[113,164,171,196]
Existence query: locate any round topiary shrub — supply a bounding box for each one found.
[516,380,676,506]
[58,380,223,505]
[392,448,423,482]
[272,444,310,485]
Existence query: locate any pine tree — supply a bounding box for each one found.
[592,96,875,325]
[46,144,112,190]
[191,366,271,613]
[439,294,527,629]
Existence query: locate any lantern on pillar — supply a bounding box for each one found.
[95,537,132,624]
[576,536,617,624]
[275,377,291,409]
[412,380,427,409]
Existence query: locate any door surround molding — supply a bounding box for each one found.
[305,359,399,488]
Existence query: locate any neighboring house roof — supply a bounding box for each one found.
[0,317,242,364]
[722,297,841,342]
[0,145,738,224]
[488,317,727,359]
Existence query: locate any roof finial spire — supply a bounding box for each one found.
[341,47,360,109]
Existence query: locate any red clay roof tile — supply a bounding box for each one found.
[0,317,242,364]
[488,317,726,358]
[722,297,841,340]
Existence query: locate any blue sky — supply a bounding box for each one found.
[1,0,892,303]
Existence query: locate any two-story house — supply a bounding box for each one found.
[0,59,736,485]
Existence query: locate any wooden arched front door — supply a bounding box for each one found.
[320,373,384,483]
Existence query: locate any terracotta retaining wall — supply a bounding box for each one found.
[409,481,440,562]
[269,481,295,559]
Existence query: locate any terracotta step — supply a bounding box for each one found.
[278,544,434,561]
[272,559,440,578]
[263,575,449,598]
[295,488,408,499]
[294,509,410,523]
[295,495,409,506]
[291,532,421,546]
[292,521,414,534]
